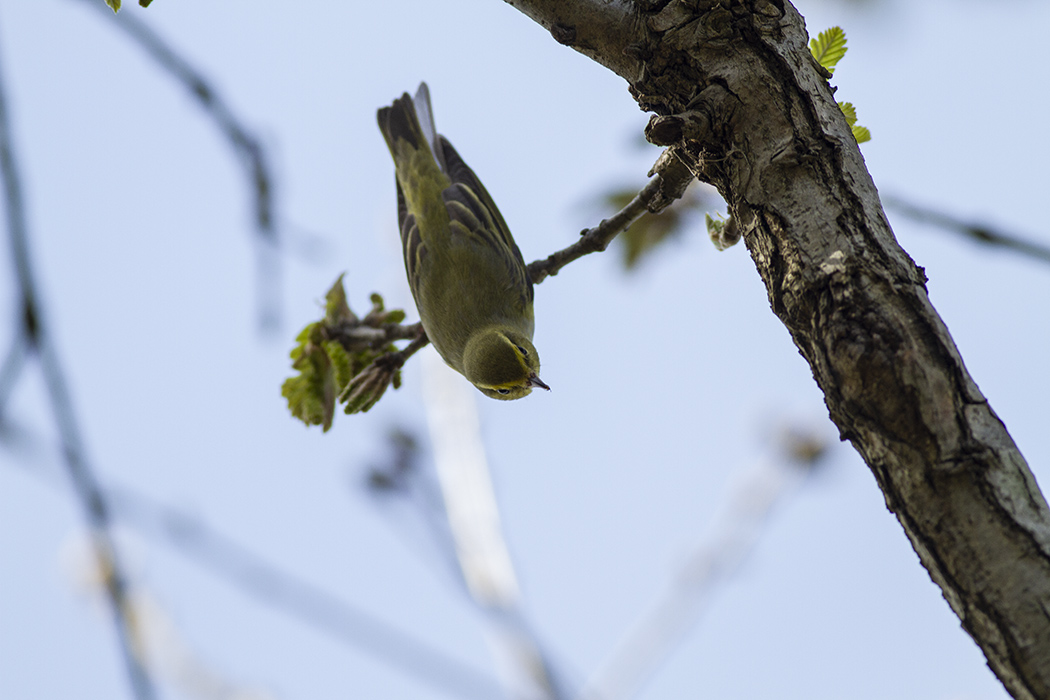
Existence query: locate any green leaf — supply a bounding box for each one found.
[838,101,858,126]
[106,0,121,11]
[851,125,872,144]
[285,275,414,427]
[809,27,847,74]
[282,324,336,430]
[325,274,356,324]
[705,213,740,251]
[836,101,871,144]
[323,340,353,391]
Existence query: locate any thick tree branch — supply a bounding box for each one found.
[501,0,645,78]
[505,1,1050,697]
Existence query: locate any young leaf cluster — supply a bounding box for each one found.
[809,27,848,75]
[705,213,740,251]
[809,27,871,144]
[282,275,414,431]
[105,0,155,11]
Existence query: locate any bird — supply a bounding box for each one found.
[377,83,549,400]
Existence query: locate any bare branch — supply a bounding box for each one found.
[0,32,156,700]
[585,425,827,700]
[106,486,504,700]
[884,195,1050,266]
[4,420,503,700]
[75,0,282,331]
[528,151,693,284]
[421,354,569,699]
[328,321,425,354]
[0,328,28,417]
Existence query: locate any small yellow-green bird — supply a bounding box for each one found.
[377,83,549,400]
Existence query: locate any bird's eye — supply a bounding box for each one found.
[497,388,511,395]
[515,345,528,357]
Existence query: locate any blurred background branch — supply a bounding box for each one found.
[420,352,569,700]
[0,28,155,700]
[75,0,284,331]
[583,425,829,700]
[2,421,505,700]
[884,195,1050,266]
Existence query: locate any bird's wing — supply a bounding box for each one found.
[436,136,533,306]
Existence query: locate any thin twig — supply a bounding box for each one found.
[77,0,282,330]
[884,195,1050,266]
[2,422,504,700]
[393,330,430,365]
[0,27,156,700]
[103,487,505,700]
[329,321,426,354]
[0,329,27,417]
[583,427,828,700]
[528,176,664,285]
[528,150,694,284]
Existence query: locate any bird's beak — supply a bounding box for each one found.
[528,374,551,391]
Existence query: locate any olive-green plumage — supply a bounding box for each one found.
[377,83,548,400]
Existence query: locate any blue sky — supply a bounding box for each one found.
[2,1,1049,699]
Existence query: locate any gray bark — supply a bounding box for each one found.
[503,1,1050,697]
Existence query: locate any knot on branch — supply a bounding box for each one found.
[645,115,685,146]
[644,84,733,150]
[646,149,695,214]
[551,23,577,46]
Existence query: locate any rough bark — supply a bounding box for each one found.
[504,0,1050,697]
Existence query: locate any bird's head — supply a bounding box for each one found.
[462,328,549,401]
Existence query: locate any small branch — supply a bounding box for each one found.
[884,195,1050,266]
[105,486,504,700]
[584,425,827,700]
[0,329,28,418]
[4,419,502,700]
[77,0,282,330]
[528,151,693,284]
[393,330,430,365]
[0,33,156,700]
[329,321,425,353]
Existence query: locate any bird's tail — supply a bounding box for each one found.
[377,82,444,171]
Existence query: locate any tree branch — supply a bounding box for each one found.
[500,0,646,78]
[0,30,156,700]
[105,486,504,700]
[586,426,827,700]
[528,150,693,283]
[76,0,282,331]
[884,195,1050,266]
[505,1,1050,697]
